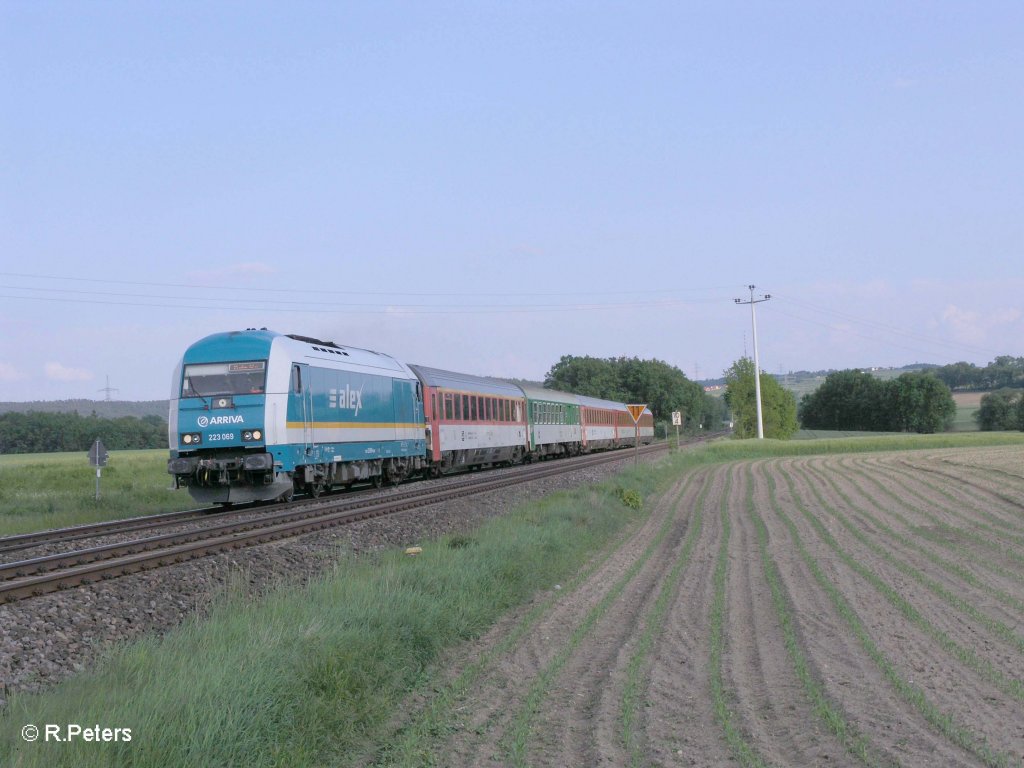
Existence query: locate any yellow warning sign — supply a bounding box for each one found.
[626,404,647,423]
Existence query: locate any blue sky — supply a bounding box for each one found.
[1,2,1021,401]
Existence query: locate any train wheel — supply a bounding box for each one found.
[309,481,324,498]
[371,475,383,489]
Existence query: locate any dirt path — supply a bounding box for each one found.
[371,447,1024,768]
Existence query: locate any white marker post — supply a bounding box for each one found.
[88,438,108,501]
[672,410,682,451]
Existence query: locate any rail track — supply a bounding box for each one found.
[0,440,691,603]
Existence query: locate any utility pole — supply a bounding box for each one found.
[734,285,771,439]
[98,375,119,402]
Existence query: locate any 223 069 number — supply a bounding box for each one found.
[206,433,236,442]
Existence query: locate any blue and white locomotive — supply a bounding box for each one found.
[169,329,655,505]
[167,330,426,504]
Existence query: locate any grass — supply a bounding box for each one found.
[951,392,984,432]
[0,461,665,768]
[0,449,193,537]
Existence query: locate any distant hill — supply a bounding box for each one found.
[0,400,168,420]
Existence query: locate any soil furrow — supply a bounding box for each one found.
[762,459,990,767]
[778,459,1024,764]
[809,457,1024,636]
[830,456,1024,583]
[724,461,862,766]
[421,468,708,767]
[827,455,1024,597]
[637,464,736,766]
[854,455,1024,538]
[525,471,704,767]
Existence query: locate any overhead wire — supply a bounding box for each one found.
[1,271,1010,362]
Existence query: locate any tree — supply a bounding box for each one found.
[0,412,168,454]
[975,389,1023,431]
[724,358,798,439]
[545,354,706,430]
[934,357,1024,390]
[799,369,887,431]
[885,372,956,434]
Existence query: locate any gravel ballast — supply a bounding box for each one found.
[0,453,653,709]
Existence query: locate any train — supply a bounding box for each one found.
[167,330,654,505]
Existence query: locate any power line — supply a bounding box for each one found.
[0,271,738,300]
[0,292,720,315]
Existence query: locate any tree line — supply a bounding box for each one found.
[975,389,1024,431]
[933,356,1024,391]
[0,412,168,454]
[544,354,726,434]
[798,369,956,434]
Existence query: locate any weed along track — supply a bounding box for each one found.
[375,446,1024,768]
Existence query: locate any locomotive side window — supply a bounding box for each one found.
[182,361,267,397]
[291,365,302,394]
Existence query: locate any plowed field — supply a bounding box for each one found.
[378,445,1024,767]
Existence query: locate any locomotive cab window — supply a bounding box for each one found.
[182,361,267,398]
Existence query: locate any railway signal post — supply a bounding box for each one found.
[627,405,646,466]
[672,410,682,450]
[88,438,108,501]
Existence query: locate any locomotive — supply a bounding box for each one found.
[167,330,654,505]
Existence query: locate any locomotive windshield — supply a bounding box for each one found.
[182,361,267,397]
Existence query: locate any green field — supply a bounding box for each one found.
[950,391,983,432]
[0,449,194,537]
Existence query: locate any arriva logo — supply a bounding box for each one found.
[329,385,363,417]
[197,415,245,428]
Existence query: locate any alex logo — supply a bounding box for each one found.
[197,415,245,427]
[329,385,363,417]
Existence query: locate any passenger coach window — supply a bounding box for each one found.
[445,394,454,420]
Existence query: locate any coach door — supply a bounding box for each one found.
[292,363,315,456]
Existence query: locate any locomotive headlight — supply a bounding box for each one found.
[252,429,262,441]
[241,429,264,443]
[181,432,202,445]
[182,434,192,444]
